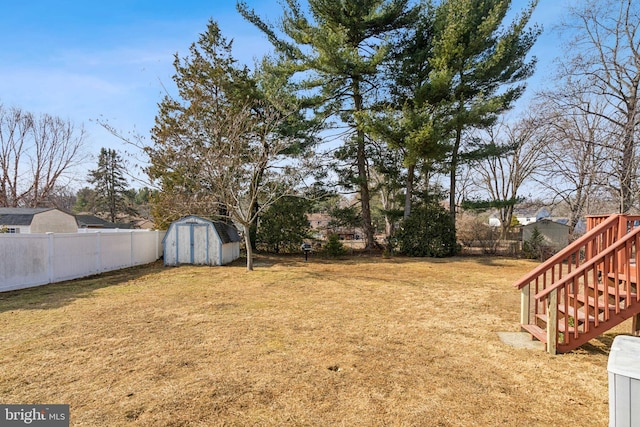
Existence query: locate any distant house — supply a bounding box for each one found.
[163,216,241,266]
[307,212,364,247]
[308,213,331,238]
[489,207,551,227]
[75,214,132,230]
[0,208,78,234]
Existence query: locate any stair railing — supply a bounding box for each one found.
[535,225,640,353]
[513,215,640,352]
[514,215,622,325]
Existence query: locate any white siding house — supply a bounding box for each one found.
[163,216,241,266]
[489,207,551,227]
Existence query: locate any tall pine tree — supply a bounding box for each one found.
[88,148,132,223]
[424,0,540,222]
[149,20,313,270]
[238,0,419,249]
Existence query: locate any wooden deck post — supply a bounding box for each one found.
[617,215,626,273]
[546,288,558,355]
[520,284,530,328]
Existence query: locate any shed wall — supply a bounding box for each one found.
[164,218,221,266]
[31,210,78,233]
[523,221,569,250]
[221,242,240,265]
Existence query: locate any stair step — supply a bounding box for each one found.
[606,271,637,285]
[557,304,595,323]
[572,293,618,311]
[536,314,578,334]
[594,283,637,300]
[521,324,547,343]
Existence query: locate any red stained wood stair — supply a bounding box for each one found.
[513,214,640,354]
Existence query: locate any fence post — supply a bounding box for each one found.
[155,230,160,260]
[520,284,530,327]
[546,288,558,355]
[47,232,54,284]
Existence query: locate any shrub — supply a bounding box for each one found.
[394,203,459,257]
[324,233,346,257]
[456,213,500,254]
[256,196,311,253]
[523,226,550,260]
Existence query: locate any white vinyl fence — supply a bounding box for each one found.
[0,230,166,292]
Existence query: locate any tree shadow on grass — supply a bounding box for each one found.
[243,253,529,271]
[574,332,622,356]
[0,261,165,313]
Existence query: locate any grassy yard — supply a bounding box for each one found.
[0,255,626,426]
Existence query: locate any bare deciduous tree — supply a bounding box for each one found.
[468,116,548,239]
[202,103,304,271]
[533,91,612,233]
[559,0,640,212]
[0,104,86,208]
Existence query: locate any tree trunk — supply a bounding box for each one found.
[404,163,414,219]
[352,78,376,249]
[501,206,514,240]
[449,127,462,222]
[243,224,254,271]
[379,184,394,238]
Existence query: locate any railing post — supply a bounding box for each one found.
[633,313,640,336]
[520,284,530,327]
[546,288,558,355]
[618,215,626,272]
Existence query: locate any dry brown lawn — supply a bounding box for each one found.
[0,255,626,426]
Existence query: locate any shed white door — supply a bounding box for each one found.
[176,223,209,265]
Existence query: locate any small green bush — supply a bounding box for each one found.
[324,233,346,257]
[523,226,547,260]
[394,203,459,257]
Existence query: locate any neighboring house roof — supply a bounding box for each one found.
[0,208,53,225]
[133,219,155,230]
[514,207,550,219]
[75,214,132,229]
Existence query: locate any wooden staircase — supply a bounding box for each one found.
[514,214,640,354]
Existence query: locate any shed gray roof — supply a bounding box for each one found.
[0,208,53,226]
[213,221,241,243]
[163,216,241,244]
[523,218,570,228]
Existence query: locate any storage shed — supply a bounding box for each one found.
[163,216,241,266]
[523,219,570,251]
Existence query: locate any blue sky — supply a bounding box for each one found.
[0,0,568,188]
